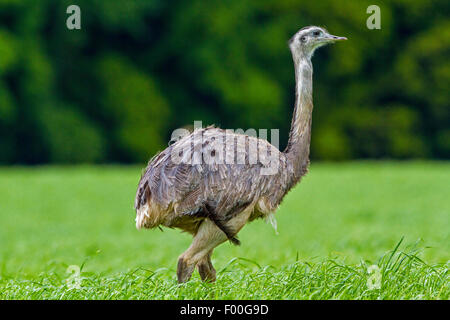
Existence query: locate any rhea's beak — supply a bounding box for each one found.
[325,34,347,42]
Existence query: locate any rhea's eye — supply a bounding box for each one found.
[300,36,306,42]
[313,31,321,37]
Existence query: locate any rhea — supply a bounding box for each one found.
[134,26,346,283]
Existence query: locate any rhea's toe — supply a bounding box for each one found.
[198,262,216,282]
[177,257,195,283]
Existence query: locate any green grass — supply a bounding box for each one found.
[0,162,448,299]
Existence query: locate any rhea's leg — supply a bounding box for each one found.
[177,220,226,283]
[176,207,253,283]
[197,249,216,282]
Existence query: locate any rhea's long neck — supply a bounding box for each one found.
[283,52,314,183]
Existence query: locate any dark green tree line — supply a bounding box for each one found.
[0,0,448,164]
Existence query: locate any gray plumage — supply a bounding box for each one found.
[134,26,347,282]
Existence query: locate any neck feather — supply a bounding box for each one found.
[283,52,313,182]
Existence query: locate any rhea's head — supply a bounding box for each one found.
[289,26,347,60]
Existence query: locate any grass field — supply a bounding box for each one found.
[0,162,448,299]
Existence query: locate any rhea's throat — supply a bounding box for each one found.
[284,56,314,181]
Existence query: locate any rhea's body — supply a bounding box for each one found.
[135,126,297,236]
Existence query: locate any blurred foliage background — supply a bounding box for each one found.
[0,0,448,164]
